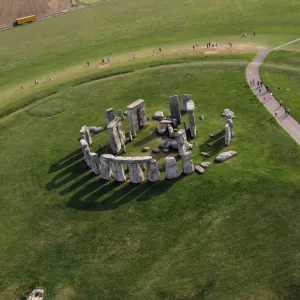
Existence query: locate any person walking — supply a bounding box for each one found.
[152,50,155,56]
[275,110,278,118]
[216,42,218,48]
[287,108,290,115]
[21,85,23,90]
[107,57,110,62]
[253,32,256,36]
[132,54,136,60]
[159,47,162,53]
[279,99,283,107]
[196,42,199,47]
[87,61,90,67]
[257,80,260,87]
[193,45,195,51]
[260,81,263,87]
[259,88,261,94]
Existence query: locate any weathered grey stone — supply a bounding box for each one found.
[28,288,44,300]
[147,159,160,182]
[169,95,181,124]
[160,119,172,125]
[195,165,205,174]
[83,145,91,168]
[127,99,147,137]
[171,140,179,149]
[163,149,170,153]
[225,124,231,146]
[182,94,192,112]
[181,151,194,174]
[107,117,123,154]
[200,152,210,157]
[100,154,113,180]
[128,163,144,183]
[117,122,126,148]
[177,129,188,156]
[123,110,128,116]
[113,155,152,164]
[187,143,193,150]
[117,109,124,120]
[187,103,196,138]
[172,118,178,128]
[160,139,172,149]
[224,108,235,119]
[127,131,133,142]
[165,157,180,179]
[80,139,89,163]
[89,152,101,175]
[94,127,104,134]
[106,108,115,125]
[80,125,92,146]
[186,100,194,111]
[167,125,174,138]
[142,147,150,152]
[215,151,237,162]
[88,126,98,133]
[226,118,234,137]
[152,148,160,153]
[200,161,211,169]
[111,161,126,182]
[157,123,167,135]
[153,111,164,121]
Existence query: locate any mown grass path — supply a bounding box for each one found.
[246,48,300,145]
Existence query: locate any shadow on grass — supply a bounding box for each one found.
[134,130,159,147]
[199,129,226,157]
[66,177,180,211]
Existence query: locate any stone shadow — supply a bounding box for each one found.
[66,177,178,211]
[134,130,160,147]
[199,129,226,157]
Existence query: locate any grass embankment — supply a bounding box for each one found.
[0,54,252,118]
[261,50,300,122]
[1,0,300,91]
[1,60,300,299]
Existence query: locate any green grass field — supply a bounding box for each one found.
[1,0,300,299]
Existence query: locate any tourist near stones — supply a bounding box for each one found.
[78,97,237,183]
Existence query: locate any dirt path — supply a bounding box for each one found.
[246,49,300,145]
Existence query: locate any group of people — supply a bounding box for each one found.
[206,42,218,48]
[250,79,291,118]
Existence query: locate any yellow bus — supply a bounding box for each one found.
[13,15,36,26]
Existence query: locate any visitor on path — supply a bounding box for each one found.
[212,44,214,48]
[196,42,199,47]
[253,32,256,36]
[229,42,232,48]
[216,42,218,48]
[260,81,263,87]
[193,45,195,51]
[279,100,283,107]
[101,58,105,63]
[133,54,136,60]
[257,80,260,87]
[34,79,38,85]
[259,88,261,94]
[107,57,110,62]
[275,110,278,118]
[263,96,266,104]
[159,47,162,53]
[287,108,290,115]
[21,85,23,90]
[153,50,155,56]
[284,107,288,114]
[208,42,211,47]
[87,61,90,67]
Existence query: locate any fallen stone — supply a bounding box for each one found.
[171,140,179,149]
[195,165,205,174]
[153,111,164,121]
[28,288,44,300]
[163,149,170,153]
[157,123,167,134]
[160,119,172,125]
[201,152,210,157]
[94,127,104,134]
[123,110,128,116]
[215,151,237,162]
[223,108,235,119]
[88,126,98,133]
[142,147,150,152]
[200,161,211,169]
[160,139,172,149]
[200,115,204,120]
[152,148,160,153]
[187,143,193,150]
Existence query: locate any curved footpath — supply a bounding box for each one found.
[246,49,300,145]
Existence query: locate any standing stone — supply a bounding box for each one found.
[167,125,174,138]
[187,101,196,138]
[127,131,133,142]
[177,129,188,157]
[226,118,234,137]
[111,160,126,182]
[100,154,113,180]
[165,157,180,179]
[106,108,115,125]
[117,109,124,120]
[182,94,192,112]
[117,122,126,149]
[181,151,194,174]
[89,153,101,175]
[128,163,144,183]
[225,124,231,146]
[80,139,91,166]
[147,159,160,182]
[80,125,92,146]
[169,95,181,124]
[172,118,178,128]
[127,99,147,137]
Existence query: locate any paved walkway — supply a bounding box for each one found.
[246,49,300,145]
